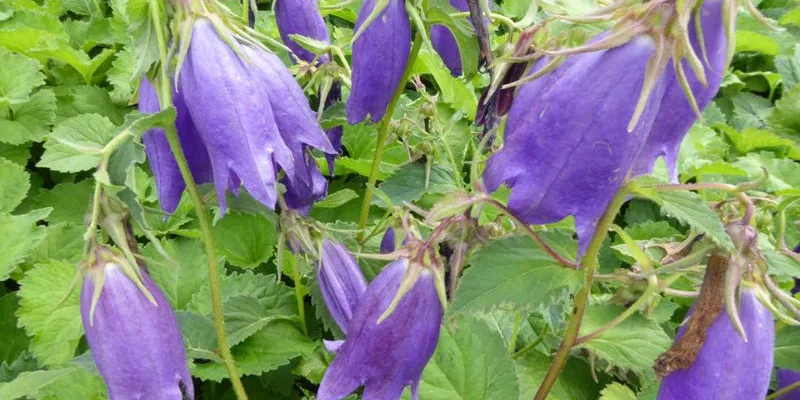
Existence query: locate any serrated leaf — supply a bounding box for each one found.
[734,151,800,193]
[0,50,44,107]
[16,260,83,366]
[776,44,800,90]
[416,315,519,400]
[0,89,56,145]
[38,114,116,173]
[143,238,210,310]
[515,351,602,400]
[191,320,315,381]
[577,303,671,375]
[211,211,277,269]
[28,180,94,225]
[0,143,31,166]
[27,223,84,264]
[730,92,772,131]
[55,85,125,124]
[0,368,77,400]
[187,271,292,316]
[34,366,107,400]
[223,295,299,346]
[0,209,51,280]
[599,383,638,400]
[633,188,734,250]
[452,235,583,315]
[0,158,29,213]
[376,163,459,207]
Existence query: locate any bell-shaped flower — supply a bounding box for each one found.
[317,239,368,334]
[178,18,335,212]
[632,0,728,182]
[317,258,443,400]
[657,289,773,399]
[274,0,331,64]
[346,0,411,124]
[483,34,666,256]
[80,247,193,399]
[138,78,212,213]
[430,0,468,76]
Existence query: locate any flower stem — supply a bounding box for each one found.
[147,0,247,398]
[768,381,800,400]
[357,34,423,240]
[533,184,630,400]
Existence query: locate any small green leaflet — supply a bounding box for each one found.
[0,158,29,213]
[211,211,278,269]
[0,50,44,107]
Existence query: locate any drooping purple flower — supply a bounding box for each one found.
[81,248,193,400]
[323,81,344,174]
[346,0,411,124]
[317,239,368,334]
[317,259,443,400]
[632,0,728,182]
[430,0,468,76]
[657,289,773,399]
[178,18,335,212]
[274,0,330,64]
[483,34,666,256]
[139,78,212,214]
[778,369,800,399]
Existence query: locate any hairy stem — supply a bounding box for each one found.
[357,34,423,240]
[148,0,247,398]
[533,185,630,400]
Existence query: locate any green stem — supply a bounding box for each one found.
[357,34,423,240]
[147,0,247,398]
[768,381,800,400]
[242,0,249,24]
[290,252,309,336]
[574,279,658,345]
[533,185,630,400]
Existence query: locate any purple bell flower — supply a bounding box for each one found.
[346,0,411,124]
[139,78,212,214]
[80,248,193,400]
[317,258,443,400]
[632,0,728,182]
[274,0,331,64]
[657,289,773,399]
[380,227,396,254]
[483,34,666,256]
[317,239,368,334]
[178,18,335,212]
[430,0,468,76]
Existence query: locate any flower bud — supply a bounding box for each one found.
[346,0,411,124]
[317,259,443,400]
[317,239,368,333]
[80,249,193,399]
[657,289,773,399]
[274,0,331,64]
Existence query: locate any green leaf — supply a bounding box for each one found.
[143,238,210,310]
[28,180,94,225]
[191,320,316,381]
[452,235,583,315]
[730,92,772,130]
[0,89,56,145]
[34,366,107,400]
[0,368,77,400]
[734,31,780,55]
[0,143,31,165]
[38,114,116,173]
[776,325,800,370]
[772,85,800,134]
[223,294,298,347]
[734,151,800,194]
[0,50,44,107]
[417,315,519,400]
[720,125,800,159]
[314,188,359,209]
[16,260,83,366]
[212,211,277,269]
[776,44,800,90]
[413,49,478,119]
[0,158,29,213]
[377,163,459,207]
[577,303,672,375]
[187,271,290,316]
[0,209,51,280]
[55,85,126,124]
[632,187,734,250]
[515,352,602,400]
[599,383,638,400]
[0,295,29,364]
[27,223,84,264]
